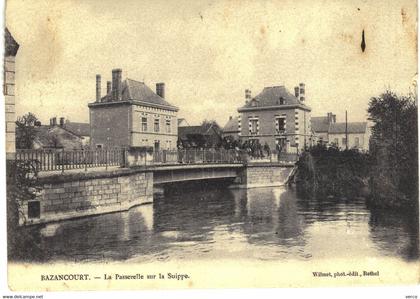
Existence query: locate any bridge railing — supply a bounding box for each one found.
[153,149,244,164]
[16,147,298,173]
[15,148,124,173]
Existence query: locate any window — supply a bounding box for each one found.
[279,97,285,105]
[250,119,258,135]
[96,144,103,149]
[141,117,148,132]
[334,138,339,145]
[354,137,360,147]
[342,138,347,145]
[275,117,285,133]
[154,118,160,132]
[165,119,171,133]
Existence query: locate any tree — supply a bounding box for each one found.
[368,91,418,208]
[15,113,39,149]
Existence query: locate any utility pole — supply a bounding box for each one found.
[345,110,348,150]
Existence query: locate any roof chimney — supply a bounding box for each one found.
[294,86,299,98]
[59,117,65,127]
[245,89,251,104]
[327,112,332,124]
[156,83,165,98]
[299,83,305,101]
[96,74,101,102]
[51,117,57,126]
[112,69,122,101]
[106,81,112,95]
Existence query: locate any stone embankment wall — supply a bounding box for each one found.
[21,169,153,225]
[19,162,293,225]
[236,162,294,188]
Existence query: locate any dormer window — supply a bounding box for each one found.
[279,97,285,105]
[251,99,257,107]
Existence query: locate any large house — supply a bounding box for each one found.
[237,83,312,152]
[311,112,370,151]
[88,69,179,151]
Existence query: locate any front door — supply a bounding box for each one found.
[154,140,160,152]
[153,141,160,162]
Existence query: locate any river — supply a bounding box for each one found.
[11,182,419,263]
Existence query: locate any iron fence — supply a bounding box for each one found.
[15,148,298,173]
[153,149,243,164]
[15,149,124,173]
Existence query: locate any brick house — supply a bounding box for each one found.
[88,69,179,151]
[237,84,312,152]
[4,28,19,160]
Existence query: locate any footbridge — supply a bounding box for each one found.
[14,148,298,225]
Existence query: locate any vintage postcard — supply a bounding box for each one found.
[3,0,419,292]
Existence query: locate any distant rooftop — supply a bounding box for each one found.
[311,116,330,133]
[329,122,368,134]
[64,121,90,137]
[222,116,239,133]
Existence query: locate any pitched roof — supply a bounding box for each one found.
[239,86,310,110]
[64,122,90,137]
[329,122,368,134]
[16,125,83,149]
[5,28,19,56]
[178,123,220,140]
[178,118,190,126]
[222,116,239,133]
[311,116,330,133]
[98,79,178,110]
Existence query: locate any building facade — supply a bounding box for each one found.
[311,112,370,151]
[4,28,19,160]
[88,69,179,151]
[237,84,312,152]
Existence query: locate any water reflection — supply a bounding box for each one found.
[10,183,419,263]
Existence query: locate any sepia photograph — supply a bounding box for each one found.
[3,0,419,293]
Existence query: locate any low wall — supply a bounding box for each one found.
[20,168,153,225]
[236,162,294,188]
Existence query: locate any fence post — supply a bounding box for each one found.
[84,150,88,171]
[105,150,108,170]
[61,148,65,173]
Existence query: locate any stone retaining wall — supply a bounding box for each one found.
[236,163,294,188]
[21,169,153,225]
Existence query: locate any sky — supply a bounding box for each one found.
[6,0,417,126]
